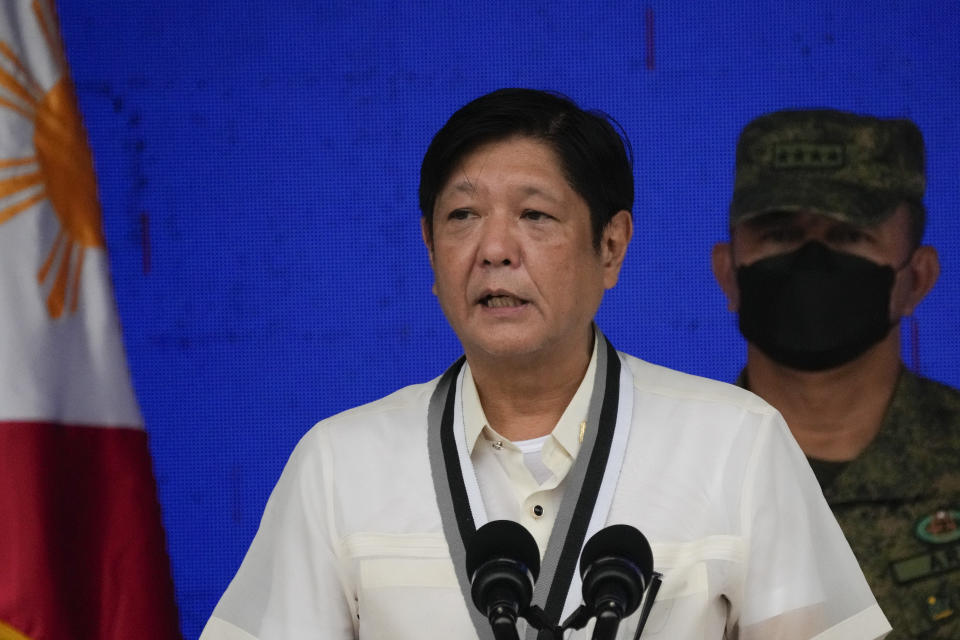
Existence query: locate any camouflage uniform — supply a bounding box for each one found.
[727,111,960,637]
[739,370,960,638]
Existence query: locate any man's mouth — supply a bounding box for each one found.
[480,294,527,308]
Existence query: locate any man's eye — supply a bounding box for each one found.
[522,209,552,221]
[828,228,866,244]
[447,209,472,221]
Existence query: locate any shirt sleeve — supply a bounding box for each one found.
[733,411,891,640]
[199,427,356,640]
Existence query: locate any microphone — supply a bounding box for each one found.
[578,525,654,640]
[466,520,541,640]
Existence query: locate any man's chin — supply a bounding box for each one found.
[471,340,541,360]
[461,333,548,363]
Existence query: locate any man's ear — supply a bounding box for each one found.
[711,242,740,311]
[897,245,940,316]
[601,210,633,289]
[421,216,434,268]
[420,217,439,295]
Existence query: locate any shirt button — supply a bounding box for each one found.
[532,505,544,518]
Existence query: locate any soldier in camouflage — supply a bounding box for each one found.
[711,109,960,639]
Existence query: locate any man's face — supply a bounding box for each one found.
[423,136,630,364]
[713,204,934,320]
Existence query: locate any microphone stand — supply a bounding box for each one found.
[518,571,663,640]
[521,605,563,640]
[631,572,662,640]
[489,610,522,640]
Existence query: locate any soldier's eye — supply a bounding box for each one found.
[828,227,867,244]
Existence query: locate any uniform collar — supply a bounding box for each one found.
[737,367,939,502]
[462,329,600,457]
[822,369,940,503]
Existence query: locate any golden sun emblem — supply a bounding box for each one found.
[0,0,104,318]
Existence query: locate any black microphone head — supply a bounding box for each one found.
[579,524,653,583]
[466,520,541,582]
[466,521,541,627]
[579,525,654,620]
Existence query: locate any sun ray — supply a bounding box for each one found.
[69,245,84,313]
[0,95,34,119]
[0,190,45,225]
[0,41,44,97]
[33,0,67,73]
[0,170,43,198]
[37,226,64,283]
[0,156,36,169]
[46,235,73,318]
[0,66,41,110]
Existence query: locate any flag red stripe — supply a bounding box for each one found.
[0,421,180,640]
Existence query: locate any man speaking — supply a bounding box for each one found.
[201,89,889,639]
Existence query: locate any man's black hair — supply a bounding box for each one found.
[419,88,633,250]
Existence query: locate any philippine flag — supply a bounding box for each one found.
[0,1,180,639]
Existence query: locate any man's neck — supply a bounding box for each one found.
[745,330,903,462]
[466,335,594,442]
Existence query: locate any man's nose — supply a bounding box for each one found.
[478,216,519,267]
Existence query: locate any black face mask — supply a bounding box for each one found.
[736,241,897,371]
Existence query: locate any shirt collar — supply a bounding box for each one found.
[461,328,600,457]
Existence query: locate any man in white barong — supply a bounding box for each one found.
[200,88,891,639]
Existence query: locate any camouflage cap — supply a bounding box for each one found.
[730,109,925,226]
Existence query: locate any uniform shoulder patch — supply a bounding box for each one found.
[916,509,960,545]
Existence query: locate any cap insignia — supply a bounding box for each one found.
[772,143,845,169]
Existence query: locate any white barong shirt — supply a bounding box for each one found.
[201,347,890,639]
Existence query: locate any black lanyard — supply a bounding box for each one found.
[428,336,625,640]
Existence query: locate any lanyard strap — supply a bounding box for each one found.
[428,335,634,639]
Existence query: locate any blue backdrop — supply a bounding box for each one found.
[55,2,959,637]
